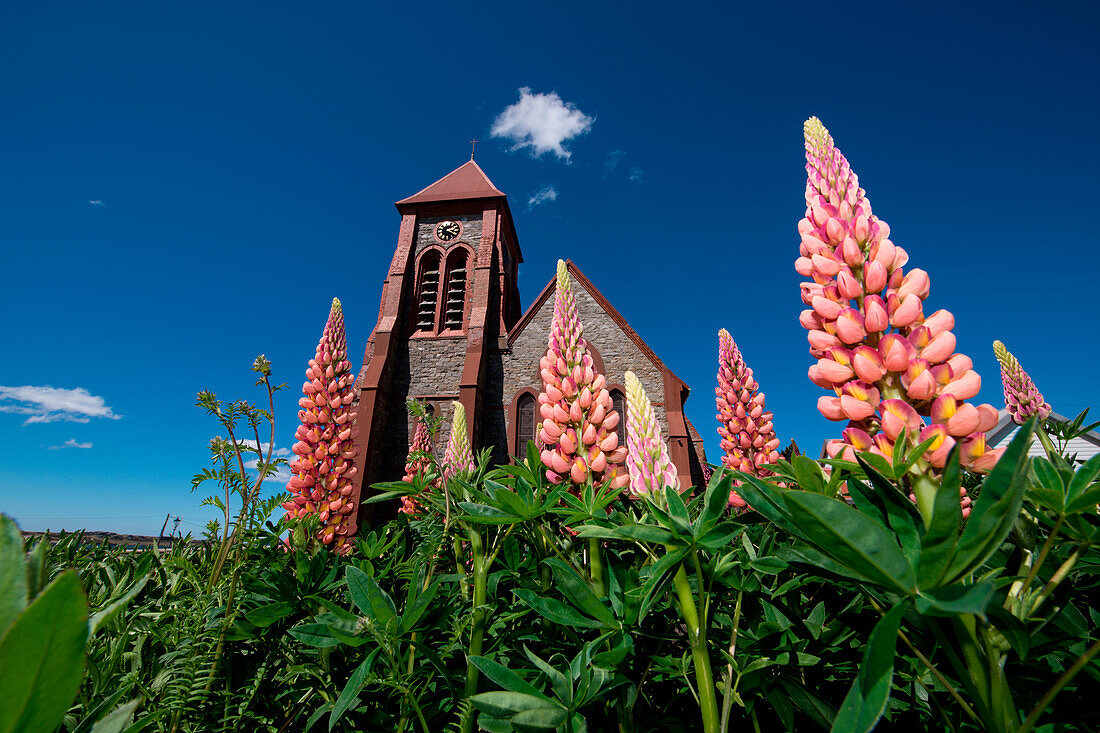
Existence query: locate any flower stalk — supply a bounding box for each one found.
[796,118,1002,525]
[284,298,359,554]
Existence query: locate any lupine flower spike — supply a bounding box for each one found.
[994,340,1051,425]
[624,371,679,501]
[715,329,780,507]
[797,118,1002,521]
[443,401,475,479]
[399,419,435,515]
[284,298,359,554]
[537,260,629,489]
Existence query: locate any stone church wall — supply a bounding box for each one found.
[496,281,672,456]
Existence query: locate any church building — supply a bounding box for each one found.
[348,159,708,524]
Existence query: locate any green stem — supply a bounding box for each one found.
[1017,635,1100,733]
[672,557,719,733]
[1029,545,1082,616]
[461,528,488,733]
[719,590,743,733]
[588,536,606,597]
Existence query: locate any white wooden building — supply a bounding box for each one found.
[986,409,1100,462]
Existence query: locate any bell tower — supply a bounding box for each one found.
[349,159,522,525]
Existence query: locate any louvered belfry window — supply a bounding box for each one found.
[610,389,627,450]
[442,251,468,331]
[415,252,441,332]
[517,392,536,452]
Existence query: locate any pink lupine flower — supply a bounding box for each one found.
[284,298,359,555]
[797,118,1002,521]
[624,370,679,500]
[993,340,1051,425]
[443,401,475,479]
[537,261,628,490]
[399,419,435,516]
[715,328,780,507]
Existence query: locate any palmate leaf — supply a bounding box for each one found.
[543,558,616,626]
[345,566,396,624]
[780,491,917,594]
[513,589,607,629]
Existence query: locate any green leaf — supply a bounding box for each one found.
[946,421,1034,583]
[470,691,563,719]
[1066,484,1100,515]
[830,602,905,733]
[791,456,827,494]
[608,524,676,545]
[0,516,27,638]
[89,574,150,635]
[513,589,606,628]
[510,706,569,728]
[89,699,141,733]
[1031,457,1065,498]
[917,448,965,588]
[1066,453,1100,507]
[781,492,917,593]
[0,571,89,733]
[664,486,693,537]
[470,656,545,698]
[243,601,294,629]
[544,558,616,626]
[696,523,742,549]
[915,582,994,618]
[330,652,376,731]
[457,502,522,524]
[345,566,395,624]
[400,580,439,634]
[699,470,733,529]
[289,623,342,648]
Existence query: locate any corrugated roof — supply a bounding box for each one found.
[396,160,506,206]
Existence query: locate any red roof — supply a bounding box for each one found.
[396,160,506,206]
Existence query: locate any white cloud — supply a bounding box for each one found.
[603,150,626,177]
[0,386,120,425]
[236,439,291,457]
[48,438,93,450]
[629,167,645,184]
[527,185,559,209]
[88,200,104,207]
[491,88,594,161]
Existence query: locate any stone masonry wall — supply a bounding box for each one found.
[496,281,670,454]
[414,214,483,256]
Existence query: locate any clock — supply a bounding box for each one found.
[435,220,461,242]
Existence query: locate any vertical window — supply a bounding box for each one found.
[516,392,536,452]
[610,389,626,449]
[443,251,468,331]
[415,252,441,332]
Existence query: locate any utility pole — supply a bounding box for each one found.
[159,512,171,539]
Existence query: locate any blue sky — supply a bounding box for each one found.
[2,2,1097,534]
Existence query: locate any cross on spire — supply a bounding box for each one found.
[469,137,479,160]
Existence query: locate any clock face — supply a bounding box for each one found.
[435,220,461,242]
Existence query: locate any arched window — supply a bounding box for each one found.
[610,389,626,450]
[442,250,468,331]
[516,392,536,453]
[414,252,441,332]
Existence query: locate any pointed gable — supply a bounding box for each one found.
[396,160,506,207]
[508,260,688,392]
